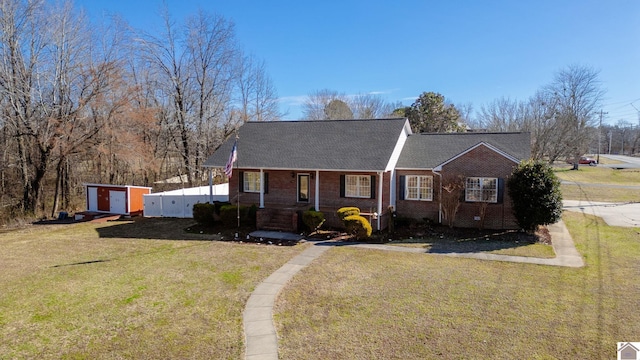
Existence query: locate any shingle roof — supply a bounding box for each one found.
[204,118,409,171]
[396,132,531,169]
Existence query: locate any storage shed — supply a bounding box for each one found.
[84,184,152,215]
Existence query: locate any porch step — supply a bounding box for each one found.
[257,209,299,232]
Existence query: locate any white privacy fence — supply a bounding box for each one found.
[143,184,229,218]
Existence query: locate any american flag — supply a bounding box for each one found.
[224,140,237,178]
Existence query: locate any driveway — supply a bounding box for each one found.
[563,200,640,227]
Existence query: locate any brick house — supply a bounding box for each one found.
[395,132,530,229]
[203,118,530,232]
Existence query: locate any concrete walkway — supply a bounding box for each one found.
[243,244,331,360]
[563,200,640,228]
[345,220,584,268]
[242,220,583,359]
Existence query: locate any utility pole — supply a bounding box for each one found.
[597,110,607,164]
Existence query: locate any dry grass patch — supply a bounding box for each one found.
[0,218,307,359]
[555,165,640,185]
[274,211,640,359]
[555,165,640,202]
[560,184,640,202]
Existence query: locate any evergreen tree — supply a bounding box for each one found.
[508,160,563,232]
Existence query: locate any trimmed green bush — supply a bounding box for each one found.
[302,210,325,231]
[219,205,256,228]
[337,207,360,221]
[343,214,372,239]
[508,160,563,232]
[192,203,216,225]
[213,201,231,215]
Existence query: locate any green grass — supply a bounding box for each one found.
[560,184,640,202]
[0,218,307,359]
[274,211,640,359]
[554,165,640,202]
[554,165,640,185]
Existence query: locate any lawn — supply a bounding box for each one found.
[555,165,640,202]
[0,218,307,359]
[274,211,640,359]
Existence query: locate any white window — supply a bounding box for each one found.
[405,175,433,201]
[465,177,498,202]
[345,175,371,198]
[243,172,261,193]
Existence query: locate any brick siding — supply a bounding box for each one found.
[396,145,520,229]
[231,169,391,230]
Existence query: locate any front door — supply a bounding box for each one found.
[297,174,309,202]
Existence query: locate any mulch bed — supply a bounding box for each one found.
[186,221,551,250]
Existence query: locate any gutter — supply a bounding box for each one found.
[433,168,443,224]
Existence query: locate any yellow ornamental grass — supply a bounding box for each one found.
[343,215,372,239]
[337,207,360,221]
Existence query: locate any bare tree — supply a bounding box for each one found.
[139,9,240,186]
[302,89,397,120]
[477,97,526,132]
[237,54,281,122]
[350,93,396,119]
[545,64,604,169]
[302,89,348,120]
[456,102,475,129]
[441,175,464,228]
[0,0,116,214]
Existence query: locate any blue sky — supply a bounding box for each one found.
[76,0,639,125]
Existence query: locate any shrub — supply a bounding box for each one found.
[213,201,231,215]
[219,204,256,228]
[192,203,216,225]
[337,207,360,221]
[508,160,563,232]
[343,215,372,239]
[302,210,325,231]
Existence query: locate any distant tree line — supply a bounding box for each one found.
[0,0,281,218]
[303,64,613,169]
[472,65,611,168]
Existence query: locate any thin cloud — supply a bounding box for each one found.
[278,95,307,106]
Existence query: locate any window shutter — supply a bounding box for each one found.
[399,175,405,200]
[264,173,269,194]
[239,171,244,193]
[497,178,504,203]
[340,175,345,198]
[370,175,376,199]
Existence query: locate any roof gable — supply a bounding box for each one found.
[434,142,521,171]
[396,132,531,170]
[204,118,410,171]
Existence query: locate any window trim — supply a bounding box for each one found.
[297,173,310,203]
[404,175,433,201]
[345,174,371,199]
[243,171,261,193]
[465,177,498,203]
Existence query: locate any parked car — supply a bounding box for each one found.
[579,156,598,166]
[566,156,598,166]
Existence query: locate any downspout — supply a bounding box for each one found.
[315,170,319,211]
[208,168,213,203]
[433,169,443,224]
[259,168,264,208]
[377,171,383,231]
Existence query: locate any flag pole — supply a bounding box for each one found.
[235,132,240,229]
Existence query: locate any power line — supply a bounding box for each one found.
[602,97,640,107]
